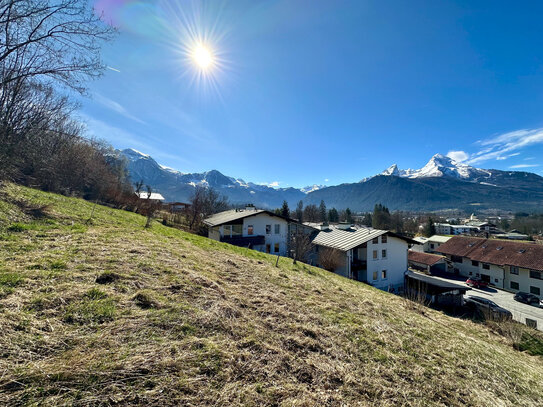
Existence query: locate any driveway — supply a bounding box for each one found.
[427,271,543,331]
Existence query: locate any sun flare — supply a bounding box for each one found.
[192,45,214,70]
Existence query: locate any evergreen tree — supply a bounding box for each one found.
[280,200,290,218]
[361,212,372,227]
[424,217,436,237]
[319,200,327,222]
[345,208,353,223]
[296,200,304,222]
[328,207,339,222]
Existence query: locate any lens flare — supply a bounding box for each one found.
[192,45,214,70]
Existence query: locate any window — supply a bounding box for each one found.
[530,286,541,296]
[232,224,242,235]
[265,244,271,254]
[372,271,378,280]
[530,270,542,280]
[274,224,280,234]
[373,250,378,260]
[266,225,271,234]
[482,263,490,270]
[471,260,479,267]
[274,243,280,253]
[451,255,463,263]
[510,281,519,290]
[372,237,379,244]
[247,225,254,235]
[430,243,435,249]
[495,279,498,283]
[223,225,231,237]
[382,249,387,259]
[381,235,387,244]
[469,272,472,276]
[510,266,519,275]
[381,270,387,279]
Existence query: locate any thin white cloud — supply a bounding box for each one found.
[446,150,469,162]
[324,178,329,182]
[258,181,280,188]
[467,128,543,165]
[509,164,540,169]
[106,66,121,73]
[525,157,536,160]
[93,93,146,124]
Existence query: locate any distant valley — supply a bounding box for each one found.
[121,149,543,212]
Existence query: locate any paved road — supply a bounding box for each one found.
[466,287,543,331]
[427,272,543,331]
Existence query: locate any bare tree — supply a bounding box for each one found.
[289,225,315,264]
[187,185,229,232]
[318,247,344,271]
[0,0,115,93]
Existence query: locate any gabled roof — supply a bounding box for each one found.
[312,225,416,252]
[135,192,165,200]
[204,209,293,228]
[408,250,446,266]
[428,235,452,243]
[436,236,543,272]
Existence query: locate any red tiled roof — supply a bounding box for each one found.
[408,250,445,266]
[437,236,543,271]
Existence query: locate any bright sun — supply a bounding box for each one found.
[192,45,214,69]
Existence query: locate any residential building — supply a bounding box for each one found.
[408,250,447,274]
[311,224,415,292]
[436,236,543,298]
[204,206,315,257]
[411,235,451,253]
[435,223,478,235]
[135,191,165,202]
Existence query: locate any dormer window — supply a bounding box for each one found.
[496,247,503,251]
[519,249,526,254]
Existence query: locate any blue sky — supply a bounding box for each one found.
[82,0,543,187]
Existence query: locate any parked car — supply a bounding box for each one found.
[464,296,512,320]
[465,277,488,289]
[514,292,541,306]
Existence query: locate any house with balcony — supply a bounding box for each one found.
[436,236,543,298]
[310,223,416,292]
[204,205,316,257]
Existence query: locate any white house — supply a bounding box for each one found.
[437,236,543,298]
[204,206,312,257]
[411,235,451,253]
[435,223,478,235]
[311,224,416,292]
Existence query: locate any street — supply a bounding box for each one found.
[427,272,543,331]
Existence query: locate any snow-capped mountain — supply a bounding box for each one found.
[119,149,306,208]
[300,184,326,194]
[119,148,543,212]
[379,154,491,180]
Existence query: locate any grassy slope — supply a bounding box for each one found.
[0,183,542,406]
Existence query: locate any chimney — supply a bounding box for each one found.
[320,222,330,231]
[337,222,352,230]
[245,204,256,211]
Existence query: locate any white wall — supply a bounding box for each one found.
[366,235,408,291]
[242,214,289,256]
[504,266,543,297]
[207,213,290,257]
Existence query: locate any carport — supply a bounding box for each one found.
[405,271,471,307]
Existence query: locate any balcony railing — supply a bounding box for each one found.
[220,235,265,247]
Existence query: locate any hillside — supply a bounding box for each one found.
[1,183,543,406]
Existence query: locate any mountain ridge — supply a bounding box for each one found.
[120,149,543,212]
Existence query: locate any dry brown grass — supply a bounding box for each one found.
[0,183,543,406]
